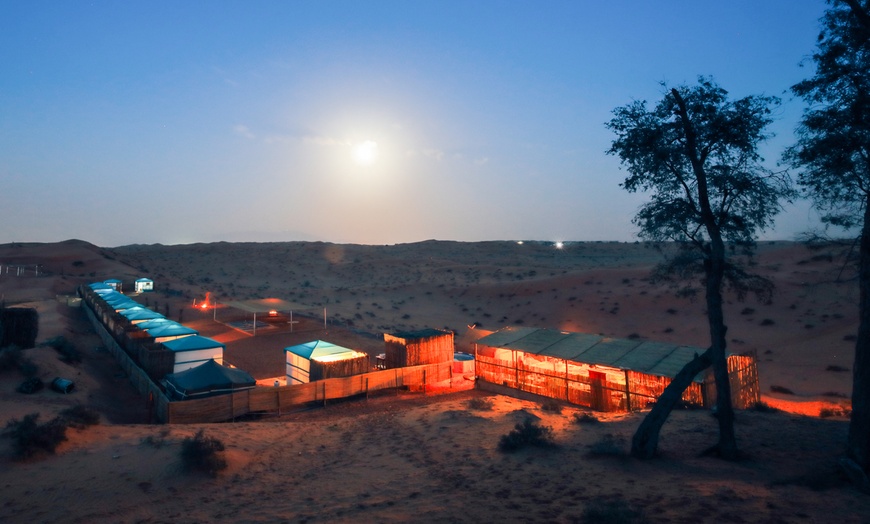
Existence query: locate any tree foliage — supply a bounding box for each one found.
[608,78,791,255]
[607,78,793,459]
[786,0,870,484]
[786,0,870,229]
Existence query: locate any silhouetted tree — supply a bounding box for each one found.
[785,0,870,488]
[607,77,794,459]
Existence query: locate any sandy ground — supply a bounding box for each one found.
[0,239,866,522]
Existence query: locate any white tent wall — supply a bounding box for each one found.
[173,349,224,373]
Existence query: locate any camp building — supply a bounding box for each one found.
[474,326,759,412]
[382,328,454,369]
[285,340,369,385]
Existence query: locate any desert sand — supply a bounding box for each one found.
[1,239,867,523]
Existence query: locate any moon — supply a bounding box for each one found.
[352,140,379,166]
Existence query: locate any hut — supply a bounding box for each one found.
[382,328,454,369]
[162,359,256,401]
[88,282,114,293]
[284,340,369,385]
[134,277,154,293]
[162,335,225,373]
[474,326,759,412]
[104,278,123,292]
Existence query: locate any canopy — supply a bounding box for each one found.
[162,359,255,400]
[224,298,310,313]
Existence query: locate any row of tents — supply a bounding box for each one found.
[87,282,256,400]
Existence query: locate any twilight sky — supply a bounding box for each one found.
[1,1,830,247]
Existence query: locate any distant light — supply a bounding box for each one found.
[555,241,564,249]
[517,241,524,245]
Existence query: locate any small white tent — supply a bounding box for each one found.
[134,277,154,293]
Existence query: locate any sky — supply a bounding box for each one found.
[0,1,832,247]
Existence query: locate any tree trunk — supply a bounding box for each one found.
[631,348,713,459]
[671,87,739,460]
[707,238,738,459]
[847,195,870,478]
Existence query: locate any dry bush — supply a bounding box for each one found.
[497,418,556,453]
[466,397,494,411]
[2,413,68,460]
[181,430,227,476]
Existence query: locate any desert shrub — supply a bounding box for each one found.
[59,405,100,429]
[581,498,646,524]
[43,336,81,364]
[16,376,44,394]
[587,435,624,457]
[826,365,849,373]
[466,397,494,411]
[181,430,227,476]
[2,413,68,459]
[740,307,755,315]
[497,418,555,453]
[0,345,36,376]
[573,412,600,425]
[760,318,775,326]
[141,428,171,449]
[540,399,563,414]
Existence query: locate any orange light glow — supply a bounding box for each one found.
[198,291,212,310]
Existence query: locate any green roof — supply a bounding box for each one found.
[476,327,709,381]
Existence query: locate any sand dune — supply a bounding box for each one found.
[0,239,865,522]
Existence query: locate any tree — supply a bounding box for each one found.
[606,78,794,459]
[785,0,870,487]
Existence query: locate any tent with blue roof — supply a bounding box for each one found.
[284,340,369,385]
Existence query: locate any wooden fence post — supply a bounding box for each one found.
[624,369,632,412]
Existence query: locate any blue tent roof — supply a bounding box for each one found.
[89,282,113,291]
[121,309,164,321]
[163,335,225,353]
[135,277,153,283]
[104,279,122,284]
[146,323,198,338]
[136,317,173,330]
[284,340,357,360]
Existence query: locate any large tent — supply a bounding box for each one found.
[162,335,225,373]
[285,340,369,385]
[162,359,256,400]
[474,326,759,412]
